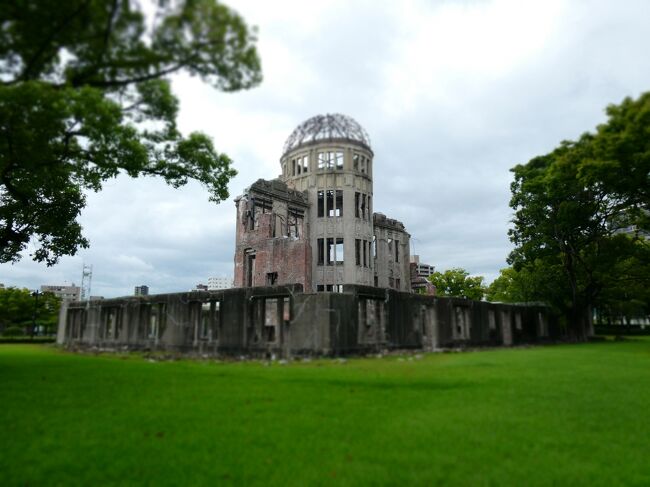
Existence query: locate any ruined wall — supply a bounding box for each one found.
[373,213,411,292]
[58,285,560,356]
[234,180,312,291]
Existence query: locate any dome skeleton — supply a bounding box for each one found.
[282,113,371,155]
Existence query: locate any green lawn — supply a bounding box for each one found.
[1,340,649,486]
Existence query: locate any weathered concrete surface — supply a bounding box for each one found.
[58,285,559,356]
[235,114,413,295]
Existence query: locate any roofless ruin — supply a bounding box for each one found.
[58,115,558,355]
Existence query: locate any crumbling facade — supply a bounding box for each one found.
[58,113,562,356]
[233,114,411,293]
[57,285,559,356]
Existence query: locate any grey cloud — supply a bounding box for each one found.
[3,1,650,295]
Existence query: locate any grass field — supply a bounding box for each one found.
[1,340,649,486]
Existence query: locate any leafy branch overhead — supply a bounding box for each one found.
[0,0,262,265]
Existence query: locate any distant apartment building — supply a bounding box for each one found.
[410,255,435,278]
[134,285,149,296]
[409,256,436,295]
[207,277,233,290]
[41,284,81,301]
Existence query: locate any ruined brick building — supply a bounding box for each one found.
[234,114,411,293]
[57,114,561,356]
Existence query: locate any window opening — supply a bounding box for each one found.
[326,238,334,265]
[266,272,278,285]
[317,151,343,170]
[336,238,344,264]
[264,298,278,342]
[288,209,303,238]
[317,238,324,265]
[355,239,361,266]
[326,190,335,217]
[372,235,377,259]
[253,198,272,230]
[366,241,372,269]
[283,298,290,322]
[246,252,256,287]
[335,190,343,217]
[317,190,324,217]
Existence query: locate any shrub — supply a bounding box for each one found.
[3,326,25,337]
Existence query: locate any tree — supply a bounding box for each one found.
[486,267,529,303]
[508,92,650,339]
[428,268,486,301]
[0,287,61,335]
[0,0,261,265]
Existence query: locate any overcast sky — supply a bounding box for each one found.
[2,0,650,297]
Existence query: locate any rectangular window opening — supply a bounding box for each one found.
[336,237,344,264]
[266,272,278,286]
[335,190,343,217]
[264,298,279,342]
[317,238,324,266]
[363,240,367,267]
[326,190,335,217]
[317,190,324,217]
[326,238,334,265]
[335,152,343,169]
[318,152,326,170]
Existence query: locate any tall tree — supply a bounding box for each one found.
[0,287,61,335]
[508,92,650,339]
[0,0,261,265]
[428,268,486,301]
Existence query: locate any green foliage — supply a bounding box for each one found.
[0,0,261,264]
[0,287,61,335]
[2,326,23,337]
[508,92,650,338]
[428,268,486,300]
[486,267,530,303]
[2,341,650,485]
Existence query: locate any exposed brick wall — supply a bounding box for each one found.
[234,185,312,292]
